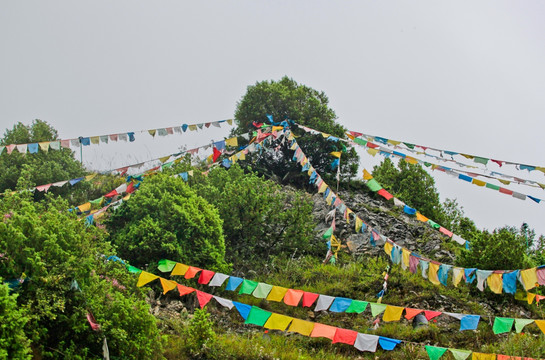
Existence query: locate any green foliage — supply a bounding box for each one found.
[0,120,86,196]
[0,281,31,359]
[183,308,216,356]
[0,192,163,359]
[372,157,445,223]
[458,226,531,270]
[107,174,229,272]
[441,198,480,239]
[189,164,322,267]
[233,76,358,186]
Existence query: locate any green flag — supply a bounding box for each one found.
[245,306,272,326]
[514,318,534,333]
[492,317,514,334]
[126,265,142,274]
[370,302,387,317]
[345,300,368,314]
[427,220,440,229]
[239,279,259,295]
[474,156,489,165]
[449,348,471,360]
[322,227,333,239]
[157,259,177,273]
[403,142,415,149]
[353,138,367,146]
[89,197,103,206]
[252,282,273,298]
[366,179,383,192]
[485,183,500,191]
[425,346,447,360]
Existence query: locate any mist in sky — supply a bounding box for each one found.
[1,1,544,236]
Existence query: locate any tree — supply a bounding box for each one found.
[188,164,322,266]
[0,190,163,359]
[107,174,229,273]
[234,77,358,186]
[0,120,86,195]
[458,226,531,270]
[0,281,31,359]
[441,198,479,240]
[372,157,445,223]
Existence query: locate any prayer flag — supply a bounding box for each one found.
[266,286,289,302]
[157,259,177,273]
[233,302,251,320]
[502,271,519,294]
[198,270,215,285]
[252,282,273,299]
[492,317,514,334]
[460,315,480,331]
[383,305,404,322]
[514,318,534,333]
[184,266,201,279]
[370,303,387,317]
[196,290,213,308]
[244,306,272,326]
[449,349,472,360]
[329,297,352,312]
[332,328,358,345]
[472,352,495,360]
[520,268,538,290]
[288,319,315,336]
[354,333,379,352]
[171,263,189,276]
[264,313,293,331]
[136,271,158,287]
[177,284,195,296]
[208,273,229,287]
[345,300,368,314]
[284,289,304,306]
[487,273,503,294]
[425,346,448,360]
[424,311,442,321]
[404,308,423,320]
[429,263,441,285]
[534,319,545,334]
[314,295,335,311]
[310,323,337,340]
[239,279,259,295]
[366,179,382,192]
[159,278,177,294]
[225,276,244,291]
[378,336,401,351]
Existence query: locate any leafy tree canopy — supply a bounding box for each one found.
[107,174,229,273]
[457,225,534,270]
[187,164,322,267]
[372,157,445,224]
[0,120,105,203]
[234,77,358,186]
[0,191,162,359]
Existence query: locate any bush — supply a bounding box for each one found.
[0,192,163,359]
[107,174,229,273]
[0,281,31,359]
[190,164,322,267]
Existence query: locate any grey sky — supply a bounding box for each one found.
[1,1,544,237]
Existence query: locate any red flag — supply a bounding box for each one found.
[196,290,213,308]
[212,147,221,162]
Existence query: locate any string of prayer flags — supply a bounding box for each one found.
[350,129,545,178]
[296,122,545,192]
[0,119,234,156]
[160,259,545,337]
[363,168,469,247]
[137,271,542,359]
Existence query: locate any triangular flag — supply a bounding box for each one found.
[157,259,177,273]
[184,266,201,279]
[424,310,442,321]
[171,263,189,276]
[196,290,213,308]
[449,348,472,360]
[492,317,514,334]
[514,318,534,333]
[370,303,387,317]
[425,346,448,360]
[159,278,177,294]
[197,270,215,285]
[176,284,195,297]
[136,271,158,287]
[404,308,423,320]
[534,319,545,334]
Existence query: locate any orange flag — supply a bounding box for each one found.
[160,278,177,294]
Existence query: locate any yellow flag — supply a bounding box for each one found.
[405,157,418,165]
[345,208,353,224]
[91,136,100,144]
[453,268,464,287]
[325,192,333,205]
[520,268,538,290]
[148,129,157,137]
[137,271,159,287]
[288,318,315,336]
[527,292,536,304]
[402,249,411,270]
[188,124,197,131]
[85,173,97,181]
[487,273,503,294]
[355,217,363,233]
[472,179,486,187]
[171,263,189,276]
[330,151,341,158]
[39,142,50,152]
[346,133,355,140]
[160,277,178,294]
[384,242,393,258]
[227,119,233,125]
[317,183,328,193]
[535,319,545,334]
[363,169,373,180]
[188,170,194,176]
[238,151,246,161]
[367,148,379,156]
[415,212,429,222]
[266,286,289,302]
[78,202,91,212]
[382,305,404,322]
[472,353,496,360]
[387,140,401,146]
[264,313,293,331]
[321,132,330,138]
[499,179,511,185]
[225,137,238,147]
[428,263,440,285]
[272,126,284,132]
[159,156,170,163]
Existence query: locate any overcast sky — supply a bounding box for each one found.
[1,1,544,237]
